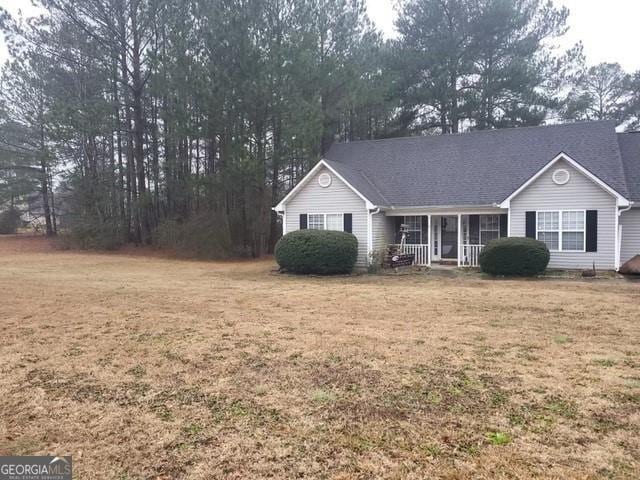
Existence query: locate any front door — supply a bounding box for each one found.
[432,216,441,261]
[441,216,458,259]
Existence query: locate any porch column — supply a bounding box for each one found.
[427,214,431,266]
[457,214,462,267]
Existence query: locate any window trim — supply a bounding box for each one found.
[536,210,586,253]
[306,213,344,231]
[480,214,500,245]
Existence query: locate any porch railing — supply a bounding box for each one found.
[460,244,484,267]
[393,244,430,266]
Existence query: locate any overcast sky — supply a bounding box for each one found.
[367,0,640,71]
[1,0,639,71]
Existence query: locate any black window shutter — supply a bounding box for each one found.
[421,216,429,243]
[525,211,536,238]
[586,210,598,252]
[469,215,480,244]
[499,214,508,237]
[343,213,352,233]
[299,214,307,230]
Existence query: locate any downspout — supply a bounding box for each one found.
[367,207,381,266]
[616,201,634,270]
[619,203,633,215]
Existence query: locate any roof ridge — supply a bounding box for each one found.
[324,120,629,207]
[330,120,617,147]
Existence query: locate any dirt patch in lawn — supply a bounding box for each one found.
[0,236,638,478]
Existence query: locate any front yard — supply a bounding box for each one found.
[0,236,638,478]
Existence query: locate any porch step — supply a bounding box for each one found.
[430,263,458,271]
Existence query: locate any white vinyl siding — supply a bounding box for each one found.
[285,167,369,268]
[620,208,640,265]
[371,212,394,255]
[510,159,616,269]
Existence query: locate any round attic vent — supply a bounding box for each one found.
[552,168,570,185]
[318,172,332,188]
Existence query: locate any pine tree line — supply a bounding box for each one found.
[0,0,638,255]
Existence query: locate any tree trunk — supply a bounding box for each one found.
[130,0,150,243]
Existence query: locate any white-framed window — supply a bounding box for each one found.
[307,213,343,231]
[480,215,500,245]
[561,211,585,251]
[326,213,343,231]
[308,213,325,230]
[536,210,585,252]
[403,216,422,244]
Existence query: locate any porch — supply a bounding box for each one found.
[388,212,508,267]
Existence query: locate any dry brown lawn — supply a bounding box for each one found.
[0,236,639,479]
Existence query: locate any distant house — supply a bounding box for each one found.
[274,121,640,271]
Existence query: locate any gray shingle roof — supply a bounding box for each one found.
[324,121,630,207]
[323,159,390,206]
[618,132,640,202]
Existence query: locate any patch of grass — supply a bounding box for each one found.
[183,423,203,436]
[254,385,268,396]
[229,400,250,417]
[327,353,342,363]
[592,358,616,368]
[553,334,571,344]
[491,390,508,406]
[459,442,480,455]
[312,389,337,403]
[420,443,441,457]
[156,405,174,422]
[487,431,511,446]
[63,346,83,357]
[341,433,375,453]
[95,356,113,367]
[545,397,578,419]
[508,412,525,426]
[425,391,442,405]
[615,391,640,405]
[126,365,146,378]
[623,377,640,389]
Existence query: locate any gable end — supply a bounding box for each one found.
[499,153,629,208]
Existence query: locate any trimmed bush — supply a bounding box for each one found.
[275,229,358,274]
[479,237,550,276]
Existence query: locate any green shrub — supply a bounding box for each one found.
[479,237,550,276]
[0,208,22,234]
[275,229,358,274]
